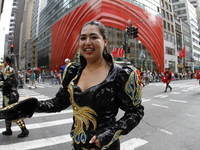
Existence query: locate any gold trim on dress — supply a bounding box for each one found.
[68,75,97,144]
[101,130,123,150]
[125,71,142,106]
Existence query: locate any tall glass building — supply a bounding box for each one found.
[31,0,164,73]
[37,0,86,71]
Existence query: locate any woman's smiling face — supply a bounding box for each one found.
[79,24,107,61]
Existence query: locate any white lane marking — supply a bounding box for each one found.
[0,118,73,132]
[154,94,168,98]
[32,109,73,118]
[152,104,169,108]
[0,134,72,150]
[0,135,148,150]
[169,99,187,103]
[170,92,180,94]
[121,138,148,150]
[159,129,173,135]
[142,99,151,102]
[0,109,73,123]
[181,89,189,92]
[186,114,196,117]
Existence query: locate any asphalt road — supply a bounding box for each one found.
[0,79,199,150]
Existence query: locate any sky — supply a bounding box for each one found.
[0,0,13,59]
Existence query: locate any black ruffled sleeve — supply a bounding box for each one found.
[36,63,81,113]
[96,66,144,149]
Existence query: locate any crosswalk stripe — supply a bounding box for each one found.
[0,133,147,150]
[32,109,73,117]
[0,109,73,123]
[0,134,148,150]
[0,85,148,150]
[0,118,73,132]
[0,134,72,150]
[121,138,148,150]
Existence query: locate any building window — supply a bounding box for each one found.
[168,34,171,41]
[162,9,165,17]
[164,32,167,40]
[172,35,175,43]
[165,2,168,9]
[169,5,172,12]
[163,20,166,29]
[171,25,174,33]
[161,0,164,7]
[170,14,173,22]
[166,47,175,55]
[157,7,160,12]
[166,12,169,20]
[168,23,170,31]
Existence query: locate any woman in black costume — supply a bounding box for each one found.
[23,20,144,149]
[0,56,29,138]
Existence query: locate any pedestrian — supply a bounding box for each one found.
[41,70,46,83]
[143,68,150,85]
[50,70,54,84]
[60,58,70,76]
[0,56,29,138]
[140,70,145,87]
[0,71,3,81]
[5,20,144,149]
[57,70,62,84]
[162,68,172,92]
[53,70,59,85]
[29,70,37,89]
[25,72,30,84]
[195,70,200,85]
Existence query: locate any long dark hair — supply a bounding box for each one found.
[79,20,113,67]
[4,55,18,86]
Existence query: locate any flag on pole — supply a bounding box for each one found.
[179,46,186,57]
[111,47,124,58]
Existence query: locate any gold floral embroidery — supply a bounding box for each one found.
[101,130,123,150]
[125,71,142,106]
[68,75,97,144]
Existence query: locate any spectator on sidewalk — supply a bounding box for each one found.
[143,68,150,85]
[54,70,59,85]
[29,70,37,89]
[41,71,46,83]
[60,58,70,76]
[50,70,54,85]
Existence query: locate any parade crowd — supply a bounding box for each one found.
[139,69,195,87]
[0,20,198,149]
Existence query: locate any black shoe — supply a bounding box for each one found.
[170,87,172,91]
[164,90,167,92]
[18,129,29,138]
[2,130,12,136]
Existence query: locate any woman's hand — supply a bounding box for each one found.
[89,135,100,148]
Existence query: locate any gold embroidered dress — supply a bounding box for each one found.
[36,60,144,150]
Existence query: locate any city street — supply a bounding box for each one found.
[0,79,200,150]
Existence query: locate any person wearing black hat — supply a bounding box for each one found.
[0,57,29,138]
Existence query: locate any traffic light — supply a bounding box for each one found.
[126,27,131,35]
[123,44,126,51]
[132,27,138,38]
[127,46,131,53]
[10,45,14,53]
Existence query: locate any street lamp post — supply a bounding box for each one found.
[124,22,139,62]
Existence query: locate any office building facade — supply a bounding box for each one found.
[173,0,200,72]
